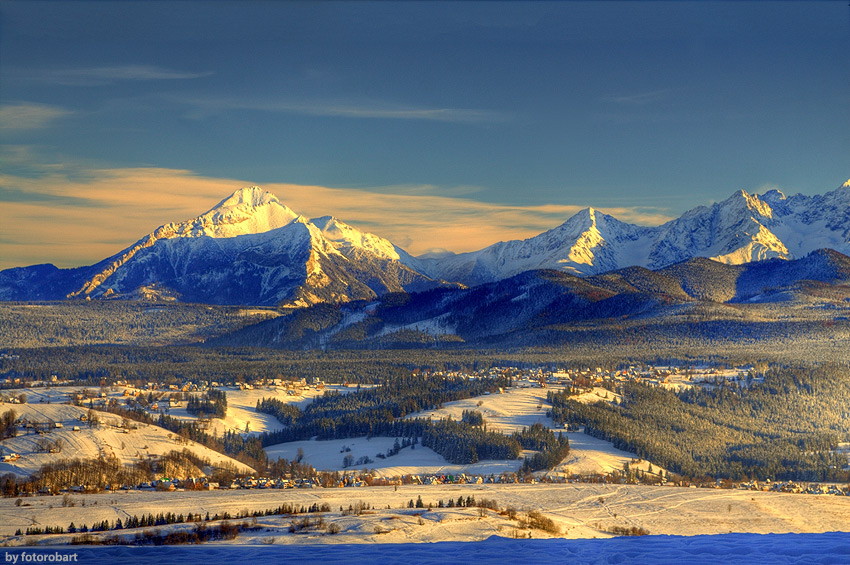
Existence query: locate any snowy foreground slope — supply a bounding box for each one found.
[3,533,848,565]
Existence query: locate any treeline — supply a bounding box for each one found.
[256,376,571,468]
[0,346,490,386]
[548,364,850,481]
[21,503,332,538]
[258,374,510,445]
[422,418,520,464]
[1,343,714,388]
[2,451,321,497]
[514,423,570,473]
[27,456,148,494]
[0,301,274,348]
[256,374,534,466]
[186,389,227,418]
[23,449,221,494]
[255,397,301,426]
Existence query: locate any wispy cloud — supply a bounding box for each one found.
[0,103,73,130]
[0,165,673,270]
[182,96,507,124]
[604,89,672,106]
[15,65,213,86]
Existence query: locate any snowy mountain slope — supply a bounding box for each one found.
[0,187,443,306]
[647,190,789,268]
[1,181,847,305]
[420,181,850,286]
[418,208,656,286]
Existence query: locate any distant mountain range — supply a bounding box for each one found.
[417,181,850,285]
[205,247,850,348]
[1,181,849,307]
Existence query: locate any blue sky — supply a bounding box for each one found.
[1,1,848,269]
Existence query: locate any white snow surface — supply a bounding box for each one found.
[168,386,356,437]
[265,436,530,478]
[0,401,253,476]
[171,186,300,239]
[58,181,850,300]
[262,386,659,478]
[311,216,404,262]
[66,186,430,301]
[2,484,849,563]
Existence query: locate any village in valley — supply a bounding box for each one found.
[0,359,845,507]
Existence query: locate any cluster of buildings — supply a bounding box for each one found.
[739,479,849,496]
[417,364,760,392]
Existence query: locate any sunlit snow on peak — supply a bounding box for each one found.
[213,186,280,209]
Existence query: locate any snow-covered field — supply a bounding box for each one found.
[265,435,532,477]
[401,385,659,477]
[0,402,253,476]
[1,483,848,563]
[2,382,670,482]
[264,385,661,478]
[2,383,848,561]
[3,533,848,565]
[407,385,557,434]
[163,385,360,437]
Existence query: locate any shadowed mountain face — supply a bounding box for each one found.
[205,250,850,349]
[1,182,848,306]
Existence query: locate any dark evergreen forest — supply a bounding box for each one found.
[548,364,850,481]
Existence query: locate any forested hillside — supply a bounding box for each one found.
[549,364,850,481]
[0,302,280,347]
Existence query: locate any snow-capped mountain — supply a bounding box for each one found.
[1,181,848,306]
[418,207,656,286]
[420,181,850,286]
[0,187,443,306]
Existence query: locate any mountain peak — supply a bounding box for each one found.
[559,207,597,230]
[762,188,786,201]
[168,186,299,239]
[310,215,339,231]
[726,189,773,218]
[212,186,280,210]
[310,215,403,261]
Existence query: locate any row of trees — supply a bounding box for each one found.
[514,423,571,473]
[257,374,510,446]
[0,301,272,348]
[186,389,227,418]
[421,418,520,464]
